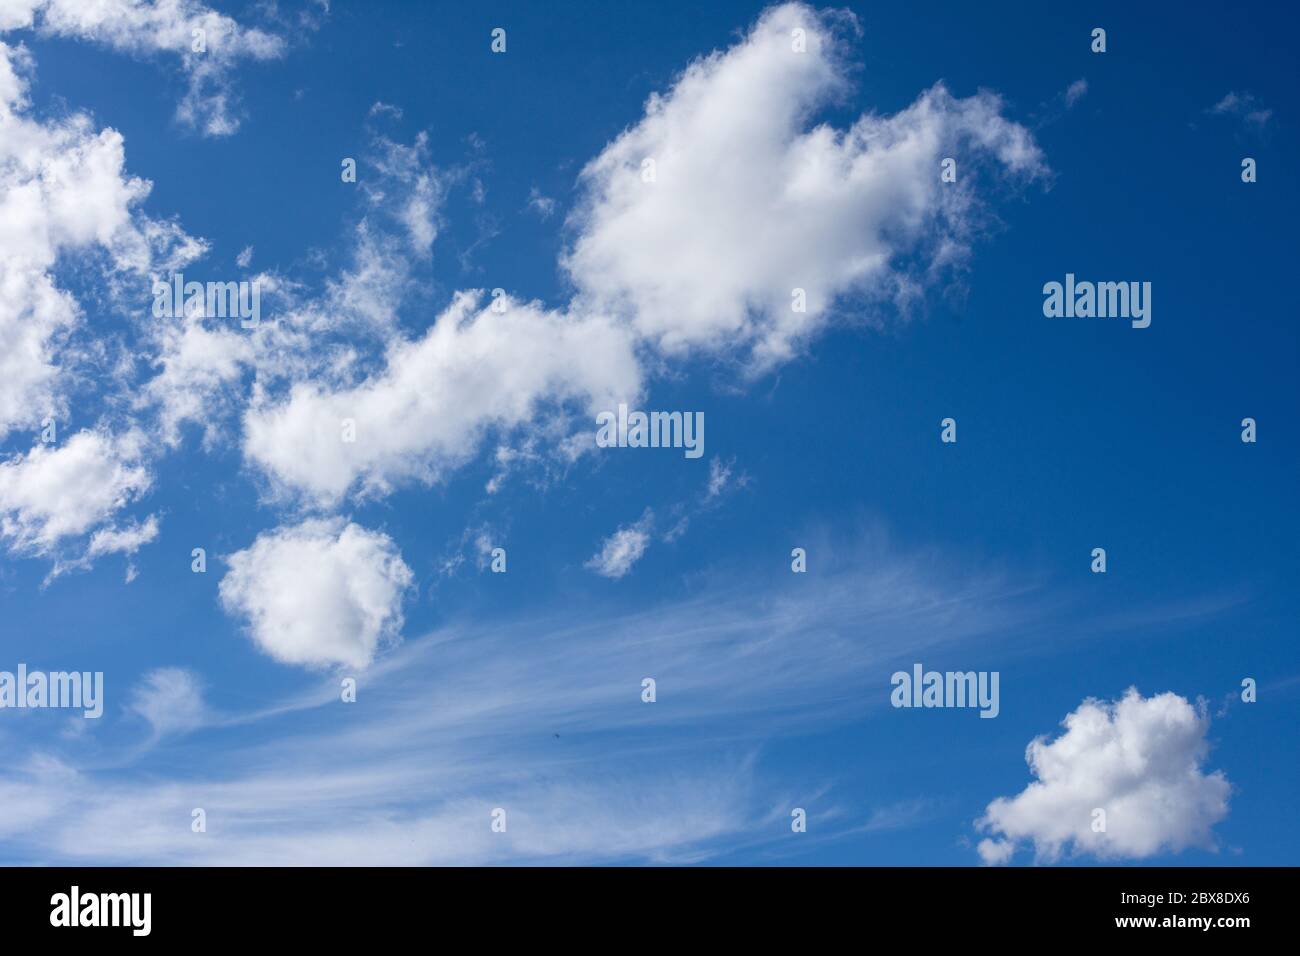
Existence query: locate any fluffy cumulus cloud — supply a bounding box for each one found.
[976,689,1231,864]
[564,1,1044,371]
[0,429,153,557]
[0,0,285,136]
[218,518,414,670]
[242,291,641,504]
[585,510,654,579]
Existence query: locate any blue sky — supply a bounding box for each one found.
[0,0,1296,865]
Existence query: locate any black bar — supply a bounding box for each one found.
[0,866,1286,942]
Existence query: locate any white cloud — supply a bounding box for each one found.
[367,132,442,255]
[135,130,452,456]
[2,0,285,136]
[235,244,253,268]
[0,37,206,459]
[976,689,1231,864]
[314,228,411,334]
[205,5,1044,510]
[585,509,654,579]
[82,514,159,582]
[1209,91,1272,130]
[0,535,1034,864]
[705,456,735,500]
[1064,78,1087,108]
[975,836,1015,865]
[0,756,753,866]
[527,186,556,219]
[218,518,414,670]
[140,311,254,447]
[0,35,215,578]
[0,429,152,557]
[242,291,641,504]
[2,1,1046,583]
[127,667,206,738]
[86,516,159,560]
[368,101,402,120]
[564,2,1043,371]
[0,40,188,439]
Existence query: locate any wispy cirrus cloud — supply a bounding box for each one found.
[0,536,1038,864]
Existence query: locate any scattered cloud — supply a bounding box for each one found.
[527,186,557,219]
[705,455,745,501]
[0,430,153,560]
[0,40,203,440]
[585,509,654,578]
[1208,91,1273,131]
[0,0,286,136]
[367,131,443,255]
[368,100,402,121]
[564,2,1044,372]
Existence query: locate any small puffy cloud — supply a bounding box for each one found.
[243,291,641,504]
[218,518,414,670]
[0,430,152,557]
[564,2,1043,372]
[1064,78,1087,108]
[235,244,253,268]
[585,510,654,579]
[127,667,206,738]
[976,688,1231,864]
[705,456,744,501]
[86,516,159,560]
[368,101,403,121]
[526,187,557,219]
[84,514,159,581]
[1208,91,1273,131]
[975,836,1015,865]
